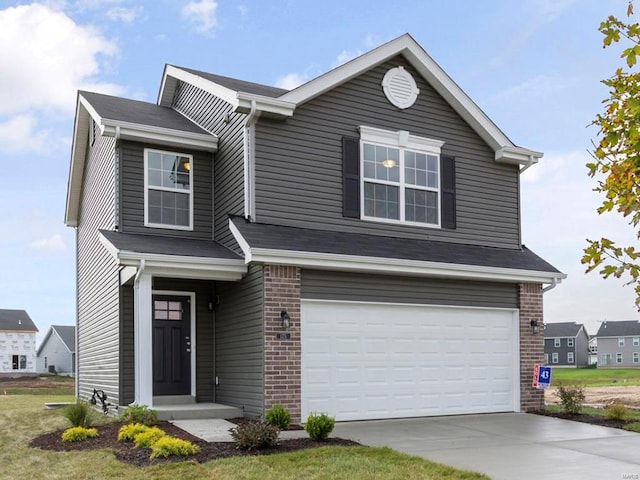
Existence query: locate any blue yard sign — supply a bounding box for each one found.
[532,364,552,389]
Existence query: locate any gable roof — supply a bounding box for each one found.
[596,320,640,337]
[0,309,38,332]
[159,33,542,167]
[544,322,585,338]
[37,325,75,356]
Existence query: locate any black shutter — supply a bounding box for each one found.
[440,154,456,229]
[342,136,360,218]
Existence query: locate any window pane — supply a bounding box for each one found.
[405,151,438,188]
[148,168,162,187]
[148,151,162,169]
[405,188,438,224]
[364,182,399,220]
[363,143,399,182]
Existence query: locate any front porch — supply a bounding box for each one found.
[152,395,242,421]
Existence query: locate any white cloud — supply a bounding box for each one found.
[28,234,66,252]
[106,6,141,24]
[332,49,363,69]
[275,73,308,90]
[181,0,218,33]
[237,4,248,16]
[0,114,51,154]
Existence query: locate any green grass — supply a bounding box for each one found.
[0,395,489,480]
[551,367,640,387]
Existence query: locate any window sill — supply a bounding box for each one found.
[360,215,441,229]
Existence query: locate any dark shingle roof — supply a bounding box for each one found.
[80,91,210,135]
[52,325,75,352]
[544,322,584,338]
[596,320,640,337]
[100,230,242,260]
[0,310,38,332]
[174,66,289,98]
[231,218,561,273]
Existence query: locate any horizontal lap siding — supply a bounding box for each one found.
[172,82,245,251]
[301,270,518,309]
[254,56,520,249]
[77,134,120,404]
[119,140,213,239]
[215,265,264,418]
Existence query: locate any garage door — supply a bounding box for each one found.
[301,300,519,421]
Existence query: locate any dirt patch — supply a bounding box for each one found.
[0,376,73,390]
[545,385,640,408]
[29,421,359,467]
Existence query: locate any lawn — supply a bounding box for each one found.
[551,367,640,387]
[0,395,489,480]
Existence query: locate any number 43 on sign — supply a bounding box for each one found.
[532,364,552,389]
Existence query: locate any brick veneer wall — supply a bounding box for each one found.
[263,265,301,423]
[519,283,544,411]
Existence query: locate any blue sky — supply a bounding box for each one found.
[0,0,637,343]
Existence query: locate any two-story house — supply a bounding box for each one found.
[0,309,39,376]
[64,34,564,423]
[597,320,640,367]
[543,322,590,367]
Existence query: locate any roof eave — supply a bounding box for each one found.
[101,120,218,152]
[65,95,90,227]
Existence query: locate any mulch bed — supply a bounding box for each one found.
[29,421,358,467]
[532,409,633,430]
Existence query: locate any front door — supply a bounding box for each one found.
[152,295,191,396]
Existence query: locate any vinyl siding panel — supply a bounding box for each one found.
[301,270,518,309]
[36,335,74,375]
[119,140,213,239]
[254,55,521,249]
[76,133,120,404]
[215,265,264,418]
[172,81,246,251]
[598,337,640,367]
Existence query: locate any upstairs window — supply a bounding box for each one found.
[619,337,625,347]
[567,338,574,347]
[554,338,560,348]
[144,149,193,230]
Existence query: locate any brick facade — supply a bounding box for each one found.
[519,282,545,411]
[263,265,302,423]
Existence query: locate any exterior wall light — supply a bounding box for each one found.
[530,319,539,334]
[281,310,290,330]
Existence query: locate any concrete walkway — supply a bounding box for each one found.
[333,413,640,480]
[170,419,308,442]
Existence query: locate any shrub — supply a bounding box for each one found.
[150,436,200,458]
[118,423,150,442]
[304,412,335,441]
[63,401,93,427]
[61,426,99,442]
[120,404,158,426]
[133,426,166,448]
[265,404,291,430]
[606,403,631,421]
[624,422,640,433]
[556,383,585,415]
[230,420,280,450]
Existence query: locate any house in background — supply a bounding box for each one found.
[543,322,590,367]
[65,34,564,422]
[0,309,39,376]
[596,320,640,367]
[36,325,76,375]
[588,335,598,365]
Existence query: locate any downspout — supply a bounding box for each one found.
[243,100,259,221]
[132,259,145,405]
[542,277,558,293]
[517,154,538,248]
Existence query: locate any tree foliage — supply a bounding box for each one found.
[583,2,640,307]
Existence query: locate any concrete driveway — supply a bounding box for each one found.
[333,413,640,480]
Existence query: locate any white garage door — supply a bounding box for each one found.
[301,300,519,421]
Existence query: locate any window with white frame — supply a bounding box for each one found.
[360,126,444,227]
[567,338,574,347]
[601,353,611,365]
[554,338,560,347]
[567,352,574,363]
[544,353,549,364]
[552,352,558,364]
[634,337,639,346]
[617,352,623,364]
[634,352,640,364]
[144,149,193,229]
[619,337,625,347]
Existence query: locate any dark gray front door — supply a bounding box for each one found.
[152,295,191,396]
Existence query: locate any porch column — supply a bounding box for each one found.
[134,271,154,407]
[519,283,544,411]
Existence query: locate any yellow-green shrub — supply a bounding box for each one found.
[118,423,149,442]
[61,426,99,442]
[133,426,165,448]
[605,403,631,421]
[150,436,200,458]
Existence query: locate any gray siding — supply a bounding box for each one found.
[215,265,264,418]
[598,336,640,367]
[119,140,214,239]
[119,285,134,405]
[254,56,521,249]
[76,133,121,404]
[172,81,246,251]
[36,334,74,374]
[301,270,518,309]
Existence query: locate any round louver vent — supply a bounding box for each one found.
[382,66,419,109]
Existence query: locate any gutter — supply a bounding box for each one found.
[243,100,260,220]
[542,277,558,293]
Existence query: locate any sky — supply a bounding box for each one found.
[0,0,638,344]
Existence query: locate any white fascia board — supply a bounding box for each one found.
[159,65,239,108]
[236,92,295,117]
[65,98,91,227]
[495,146,543,166]
[228,219,253,262]
[101,120,218,152]
[249,248,566,284]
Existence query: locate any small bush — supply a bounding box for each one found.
[133,426,166,448]
[606,403,631,421]
[265,404,291,430]
[61,426,99,442]
[556,383,585,415]
[63,401,94,427]
[120,404,158,426]
[624,422,640,433]
[118,423,150,442]
[304,412,335,441]
[230,420,280,450]
[150,436,200,458]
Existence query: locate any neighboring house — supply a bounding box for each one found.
[543,322,590,367]
[36,325,76,375]
[64,34,565,423]
[596,320,640,367]
[588,335,598,365]
[0,310,39,375]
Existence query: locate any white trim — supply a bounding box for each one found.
[382,66,419,109]
[236,92,296,117]
[134,271,153,406]
[159,65,239,108]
